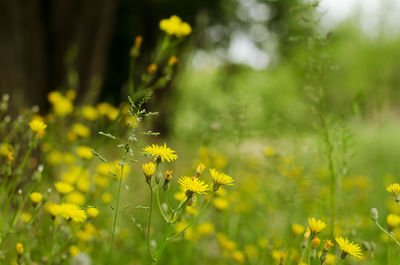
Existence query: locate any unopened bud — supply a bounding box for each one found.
[370,208,379,221]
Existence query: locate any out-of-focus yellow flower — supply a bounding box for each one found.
[76,146,93,160]
[16,243,23,255]
[81,105,98,120]
[312,237,321,248]
[30,192,43,204]
[76,177,90,192]
[292,223,305,236]
[387,214,400,229]
[46,202,62,217]
[66,191,86,206]
[47,150,63,165]
[93,174,110,189]
[71,123,90,138]
[29,118,47,137]
[147,63,157,74]
[264,146,276,157]
[213,197,229,211]
[48,91,73,116]
[101,192,113,204]
[178,176,209,195]
[217,233,236,251]
[197,222,214,236]
[97,102,119,120]
[76,223,97,241]
[59,203,87,222]
[335,236,363,260]
[69,245,80,257]
[168,56,179,66]
[159,15,191,37]
[66,89,76,100]
[87,207,99,218]
[142,143,177,163]
[232,250,245,263]
[196,163,206,175]
[20,212,32,223]
[55,182,74,194]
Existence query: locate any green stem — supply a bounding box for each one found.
[155,186,171,223]
[47,220,56,265]
[167,192,214,241]
[374,220,400,247]
[107,147,128,263]
[146,182,156,261]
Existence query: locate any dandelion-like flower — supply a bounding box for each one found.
[59,203,87,222]
[16,243,23,256]
[142,162,156,183]
[178,176,209,196]
[387,214,400,230]
[159,15,191,37]
[30,192,43,204]
[142,143,177,163]
[209,168,234,191]
[335,236,363,260]
[308,218,326,236]
[387,183,400,202]
[29,118,47,137]
[55,182,74,194]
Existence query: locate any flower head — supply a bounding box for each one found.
[178,176,209,196]
[142,143,177,163]
[387,214,400,229]
[335,236,363,260]
[29,118,47,137]
[324,240,334,250]
[55,182,74,194]
[209,168,234,190]
[308,218,326,236]
[16,243,23,256]
[196,163,206,176]
[142,162,156,182]
[387,183,400,202]
[59,203,87,222]
[159,15,191,37]
[291,223,305,236]
[87,207,99,218]
[30,192,43,204]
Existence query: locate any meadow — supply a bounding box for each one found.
[2,1,400,265]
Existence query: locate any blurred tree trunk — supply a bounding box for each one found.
[0,0,118,112]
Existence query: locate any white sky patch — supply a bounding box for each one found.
[228,32,270,70]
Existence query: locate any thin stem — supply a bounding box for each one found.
[167,192,214,241]
[163,189,174,213]
[374,220,400,247]
[107,147,128,263]
[47,220,56,265]
[155,186,171,223]
[146,182,156,261]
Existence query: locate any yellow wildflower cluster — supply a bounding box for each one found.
[159,15,191,37]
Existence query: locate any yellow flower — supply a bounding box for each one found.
[213,197,229,210]
[159,15,191,37]
[30,192,43,204]
[196,163,206,175]
[387,214,400,229]
[232,250,245,263]
[55,182,74,194]
[312,237,321,248]
[209,168,233,190]
[81,105,99,120]
[71,123,90,138]
[16,243,23,255]
[264,146,276,157]
[387,183,400,202]
[46,202,62,217]
[335,236,363,260]
[142,162,156,181]
[197,222,215,236]
[147,63,157,73]
[101,192,113,204]
[76,146,93,159]
[69,245,80,257]
[87,207,99,218]
[59,203,87,222]
[292,223,305,236]
[142,143,177,163]
[168,56,179,66]
[20,212,32,223]
[29,118,47,137]
[178,176,209,195]
[308,218,326,236]
[66,191,86,206]
[48,91,73,116]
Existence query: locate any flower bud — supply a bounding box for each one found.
[370,208,379,221]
